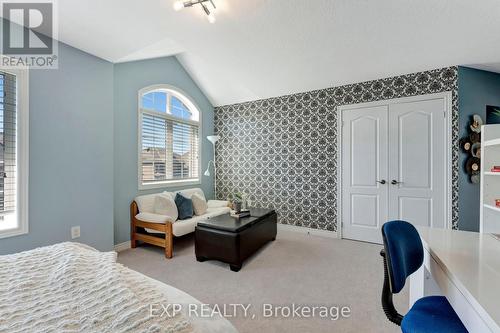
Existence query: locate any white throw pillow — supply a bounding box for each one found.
[154,194,178,221]
[192,193,208,216]
[176,188,206,201]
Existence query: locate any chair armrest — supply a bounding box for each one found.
[136,212,175,224]
[207,200,230,208]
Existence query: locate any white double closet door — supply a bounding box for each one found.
[341,94,449,244]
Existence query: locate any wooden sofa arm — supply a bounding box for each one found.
[130,201,174,258]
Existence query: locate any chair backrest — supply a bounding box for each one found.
[381,220,423,294]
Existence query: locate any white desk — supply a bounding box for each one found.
[410,227,500,333]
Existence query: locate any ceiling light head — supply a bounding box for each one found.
[174,0,217,22]
[173,0,184,11]
[207,13,216,24]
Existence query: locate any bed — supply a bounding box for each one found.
[0,242,237,333]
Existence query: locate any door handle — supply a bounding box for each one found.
[377,180,386,185]
[391,180,401,185]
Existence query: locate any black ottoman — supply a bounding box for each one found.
[195,208,277,272]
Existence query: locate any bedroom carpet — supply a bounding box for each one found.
[118,229,408,333]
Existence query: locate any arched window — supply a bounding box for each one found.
[138,85,201,189]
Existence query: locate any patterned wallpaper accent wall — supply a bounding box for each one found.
[214,67,459,232]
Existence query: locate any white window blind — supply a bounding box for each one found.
[0,72,16,215]
[0,66,28,239]
[139,87,200,188]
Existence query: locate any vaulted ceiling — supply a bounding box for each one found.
[54,0,500,105]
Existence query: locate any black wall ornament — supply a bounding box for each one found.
[461,114,483,184]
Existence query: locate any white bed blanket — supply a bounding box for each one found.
[0,242,192,333]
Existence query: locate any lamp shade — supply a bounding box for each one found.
[207,135,220,144]
[204,168,211,177]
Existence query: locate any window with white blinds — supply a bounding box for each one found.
[139,86,201,189]
[0,67,28,239]
[0,73,16,215]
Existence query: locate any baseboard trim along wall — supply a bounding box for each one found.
[114,224,338,252]
[114,241,131,252]
[277,223,338,239]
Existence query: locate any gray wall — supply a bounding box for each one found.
[113,57,215,245]
[0,42,114,254]
[215,67,460,231]
[458,66,500,231]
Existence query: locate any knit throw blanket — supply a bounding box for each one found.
[0,242,192,333]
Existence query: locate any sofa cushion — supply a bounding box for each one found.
[143,206,231,236]
[175,188,206,201]
[207,200,230,208]
[136,212,175,224]
[192,193,208,215]
[175,193,193,220]
[135,193,157,213]
[162,191,175,200]
[172,207,231,236]
[205,206,231,219]
[154,194,178,221]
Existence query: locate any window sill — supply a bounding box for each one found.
[139,179,202,191]
[0,225,28,239]
[0,212,28,239]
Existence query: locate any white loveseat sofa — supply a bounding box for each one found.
[131,188,230,258]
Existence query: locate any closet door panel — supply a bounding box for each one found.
[341,106,388,243]
[388,99,446,228]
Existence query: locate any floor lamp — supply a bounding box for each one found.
[204,135,220,199]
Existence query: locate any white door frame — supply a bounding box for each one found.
[337,91,454,240]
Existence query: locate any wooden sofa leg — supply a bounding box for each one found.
[130,201,138,249]
[130,220,137,249]
[165,222,173,259]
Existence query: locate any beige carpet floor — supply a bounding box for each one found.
[118,229,408,333]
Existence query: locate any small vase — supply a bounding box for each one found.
[233,202,242,213]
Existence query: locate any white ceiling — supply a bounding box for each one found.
[55,0,500,106]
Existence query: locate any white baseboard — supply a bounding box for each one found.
[277,223,339,239]
[114,224,338,252]
[114,241,131,252]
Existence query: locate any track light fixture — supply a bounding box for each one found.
[173,0,217,23]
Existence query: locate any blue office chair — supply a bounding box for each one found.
[380,220,468,333]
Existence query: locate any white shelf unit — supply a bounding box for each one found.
[484,204,500,213]
[480,125,500,234]
[484,138,500,147]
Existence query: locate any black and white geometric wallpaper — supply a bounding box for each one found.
[214,67,459,231]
